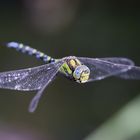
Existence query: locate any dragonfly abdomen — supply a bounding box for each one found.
[6,42,55,63]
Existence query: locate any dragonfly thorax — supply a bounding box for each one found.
[60,58,90,83]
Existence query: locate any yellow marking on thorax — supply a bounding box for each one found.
[69,60,76,68]
[60,62,72,75]
[59,58,82,76]
[69,59,82,68]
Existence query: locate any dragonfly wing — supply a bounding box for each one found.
[78,57,133,82]
[99,57,135,66]
[99,58,140,79]
[28,61,63,113]
[116,66,140,79]
[0,61,63,91]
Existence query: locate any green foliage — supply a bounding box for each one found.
[86,94,140,140]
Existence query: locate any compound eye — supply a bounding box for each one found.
[73,66,82,80]
[73,65,90,83]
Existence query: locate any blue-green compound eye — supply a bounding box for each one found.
[73,65,90,83]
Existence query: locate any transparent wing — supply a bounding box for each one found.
[28,61,64,113]
[0,61,63,91]
[98,58,140,79]
[78,57,133,82]
[99,57,135,66]
[116,66,140,79]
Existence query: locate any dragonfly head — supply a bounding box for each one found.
[73,65,90,83]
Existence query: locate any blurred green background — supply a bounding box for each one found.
[0,0,140,140]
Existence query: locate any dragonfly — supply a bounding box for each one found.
[0,42,140,113]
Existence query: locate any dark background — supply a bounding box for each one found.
[0,0,140,140]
